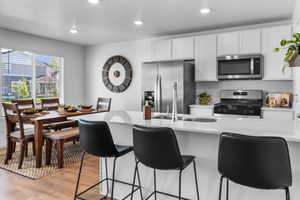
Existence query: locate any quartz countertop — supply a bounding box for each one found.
[70,111,300,142]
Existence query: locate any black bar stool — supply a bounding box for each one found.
[74,120,142,200]
[131,125,200,200]
[218,132,292,200]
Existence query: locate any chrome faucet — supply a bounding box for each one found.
[172,82,178,122]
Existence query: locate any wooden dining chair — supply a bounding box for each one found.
[41,98,59,111]
[2,103,37,169]
[12,99,35,112]
[96,97,112,112]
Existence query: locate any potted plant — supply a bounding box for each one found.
[198,92,213,105]
[274,33,300,71]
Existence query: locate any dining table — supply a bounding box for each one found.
[21,108,102,168]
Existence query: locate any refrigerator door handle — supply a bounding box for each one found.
[154,73,159,112]
[157,75,162,113]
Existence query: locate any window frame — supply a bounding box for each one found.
[0,47,64,104]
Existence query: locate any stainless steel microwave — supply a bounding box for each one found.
[217,54,263,80]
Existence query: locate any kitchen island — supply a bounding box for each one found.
[71,111,300,200]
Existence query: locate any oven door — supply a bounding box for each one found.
[218,55,262,80]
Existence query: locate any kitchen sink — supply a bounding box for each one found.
[152,114,217,122]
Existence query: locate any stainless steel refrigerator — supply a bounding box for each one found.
[141,60,195,114]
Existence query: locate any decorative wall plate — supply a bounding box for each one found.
[102,55,132,93]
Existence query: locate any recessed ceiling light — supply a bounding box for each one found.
[200,8,211,15]
[69,26,78,34]
[134,20,143,26]
[88,0,100,4]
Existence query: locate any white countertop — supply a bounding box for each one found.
[261,106,294,112]
[70,111,300,142]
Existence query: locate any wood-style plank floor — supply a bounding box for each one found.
[0,155,101,200]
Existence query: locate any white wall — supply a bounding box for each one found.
[0,28,86,147]
[85,40,151,111]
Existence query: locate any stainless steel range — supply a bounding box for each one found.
[214,90,263,118]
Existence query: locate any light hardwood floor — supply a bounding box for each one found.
[0,155,101,200]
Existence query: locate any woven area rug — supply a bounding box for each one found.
[0,143,83,179]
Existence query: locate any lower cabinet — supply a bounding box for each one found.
[262,108,294,120]
[189,105,214,117]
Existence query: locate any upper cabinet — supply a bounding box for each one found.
[194,35,217,81]
[171,37,194,60]
[239,29,261,54]
[217,32,240,56]
[262,25,293,80]
[217,30,261,56]
[150,39,172,61]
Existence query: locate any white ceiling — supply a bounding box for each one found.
[0,0,296,46]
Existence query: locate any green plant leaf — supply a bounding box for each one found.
[274,48,280,52]
[280,39,287,46]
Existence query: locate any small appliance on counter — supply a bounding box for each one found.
[214,90,263,118]
[265,93,292,108]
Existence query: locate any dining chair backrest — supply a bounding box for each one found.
[96,97,111,112]
[41,98,59,110]
[78,120,119,157]
[133,125,184,170]
[2,103,26,139]
[12,99,35,112]
[218,132,292,189]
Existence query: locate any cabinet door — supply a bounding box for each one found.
[217,32,240,56]
[150,39,172,61]
[172,37,194,60]
[195,35,217,81]
[240,29,261,54]
[262,25,293,80]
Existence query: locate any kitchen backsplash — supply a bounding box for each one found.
[196,80,293,104]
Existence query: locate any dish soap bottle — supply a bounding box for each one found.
[144,100,152,120]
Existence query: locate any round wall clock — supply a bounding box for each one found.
[102,55,132,93]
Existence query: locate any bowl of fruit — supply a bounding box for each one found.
[23,109,36,115]
[64,105,78,112]
[79,104,93,110]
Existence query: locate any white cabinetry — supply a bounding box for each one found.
[239,29,261,54]
[262,108,294,120]
[194,35,217,81]
[150,39,172,61]
[217,30,261,56]
[217,32,240,56]
[262,25,293,80]
[172,37,194,60]
[189,105,214,117]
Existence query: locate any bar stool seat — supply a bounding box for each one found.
[115,145,134,157]
[181,155,195,170]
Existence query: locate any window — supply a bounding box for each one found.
[0,48,63,103]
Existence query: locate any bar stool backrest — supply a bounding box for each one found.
[133,125,183,170]
[218,132,292,189]
[78,120,119,157]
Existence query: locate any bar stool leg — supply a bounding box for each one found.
[286,187,290,200]
[193,160,200,200]
[218,176,224,200]
[111,157,117,200]
[74,151,86,200]
[104,158,110,199]
[179,170,182,200]
[226,179,229,200]
[154,169,157,200]
[136,161,143,200]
